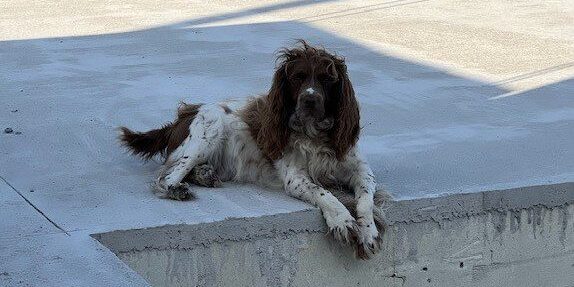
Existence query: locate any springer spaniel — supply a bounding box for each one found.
[119,41,389,259]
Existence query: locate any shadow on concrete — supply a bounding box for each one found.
[487,78,574,124]
[1,1,572,223]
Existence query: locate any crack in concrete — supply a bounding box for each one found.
[0,175,69,236]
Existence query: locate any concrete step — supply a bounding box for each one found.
[94,183,574,287]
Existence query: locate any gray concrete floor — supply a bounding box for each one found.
[0,0,573,286]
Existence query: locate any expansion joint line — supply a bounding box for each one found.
[0,175,69,236]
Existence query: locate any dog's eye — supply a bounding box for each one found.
[292,72,307,81]
[318,74,336,83]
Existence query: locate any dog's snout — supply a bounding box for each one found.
[303,97,316,108]
[297,83,325,118]
[301,92,321,108]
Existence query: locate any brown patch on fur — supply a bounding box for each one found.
[220,104,233,114]
[119,103,202,160]
[240,93,290,161]
[166,103,202,155]
[119,126,172,160]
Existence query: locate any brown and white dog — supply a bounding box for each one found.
[119,41,389,259]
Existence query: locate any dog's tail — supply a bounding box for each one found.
[118,124,173,160]
[119,103,202,160]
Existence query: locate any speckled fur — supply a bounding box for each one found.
[119,42,389,259]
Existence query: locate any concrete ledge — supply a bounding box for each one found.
[92,209,324,254]
[93,182,574,287]
[386,182,574,224]
[94,182,574,253]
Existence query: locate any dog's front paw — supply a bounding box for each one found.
[325,211,359,245]
[356,220,382,260]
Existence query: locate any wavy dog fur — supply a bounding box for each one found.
[119,41,389,259]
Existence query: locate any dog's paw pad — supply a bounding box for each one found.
[327,218,359,245]
[355,222,383,260]
[167,183,194,201]
[356,234,382,260]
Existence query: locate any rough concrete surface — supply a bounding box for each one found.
[1,0,573,286]
[97,184,574,287]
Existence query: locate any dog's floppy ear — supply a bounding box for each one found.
[257,61,292,160]
[331,57,360,160]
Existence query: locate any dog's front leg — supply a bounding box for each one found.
[347,157,384,259]
[276,159,359,245]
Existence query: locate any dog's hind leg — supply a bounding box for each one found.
[154,105,226,200]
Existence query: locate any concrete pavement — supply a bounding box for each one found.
[1,0,573,286]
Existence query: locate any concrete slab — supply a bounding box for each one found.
[1,20,572,227]
[0,178,60,239]
[0,232,149,287]
[1,0,573,286]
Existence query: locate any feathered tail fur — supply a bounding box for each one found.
[119,103,202,160]
[119,125,173,160]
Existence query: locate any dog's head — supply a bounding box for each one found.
[258,40,360,160]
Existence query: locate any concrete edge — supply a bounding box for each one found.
[92,209,326,254]
[93,182,574,254]
[386,182,574,224]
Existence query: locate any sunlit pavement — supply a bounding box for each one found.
[0,1,572,286]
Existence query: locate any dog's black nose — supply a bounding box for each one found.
[303,97,316,108]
